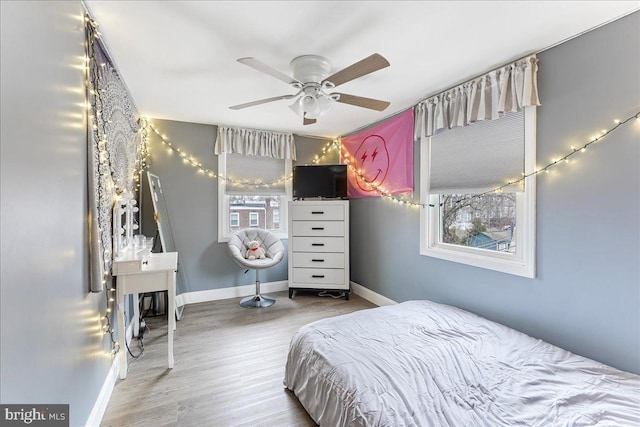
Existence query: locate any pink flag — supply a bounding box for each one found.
[341,109,414,198]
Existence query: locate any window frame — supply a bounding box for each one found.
[249,212,259,227]
[230,212,239,228]
[217,153,291,242]
[419,107,536,278]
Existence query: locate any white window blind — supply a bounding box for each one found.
[429,111,524,194]
[225,153,286,196]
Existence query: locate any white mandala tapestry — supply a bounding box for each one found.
[86,20,141,292]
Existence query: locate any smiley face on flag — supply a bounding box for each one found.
[353,135,390,192]
[341,109,414,198]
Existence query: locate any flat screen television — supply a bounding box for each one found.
[293,165,348,200]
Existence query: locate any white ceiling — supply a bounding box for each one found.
[85,1,639,138]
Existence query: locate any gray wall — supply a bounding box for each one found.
[350,12,640,374]
[141,120,334,293]
[1,2,114,425]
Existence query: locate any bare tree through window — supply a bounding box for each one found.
[440,193,516,252]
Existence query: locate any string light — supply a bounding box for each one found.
[311,139,417,206]
[426,111,640,208]
[337,112,640,208]
[340,140,421,208]
[141,120,291,188]
[133,118,150,193]
[116,60,639,214]
[85,13,148,357]
[311,139,341,164]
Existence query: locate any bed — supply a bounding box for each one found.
[284,300,640,426]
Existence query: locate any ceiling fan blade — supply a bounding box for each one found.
[237,57,301,85]
[333,93,390,111]
[229,95,295,110]
[303,116,316,126]
[324,53,390,87]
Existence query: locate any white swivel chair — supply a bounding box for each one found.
[227,228,285,308]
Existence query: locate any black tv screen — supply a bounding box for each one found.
[293,165,348,199]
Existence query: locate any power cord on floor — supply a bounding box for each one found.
[318,290,346,299]
[125,293,155,360]
[126,334,144,359]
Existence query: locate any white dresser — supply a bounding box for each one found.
[288,200,350,299]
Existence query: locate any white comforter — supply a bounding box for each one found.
[284,300,640,426]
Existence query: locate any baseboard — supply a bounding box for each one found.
[173,280,395,307]
[85,356,119,427]
[350,281,397,306]
[175,280,289,306]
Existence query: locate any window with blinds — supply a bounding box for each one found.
[225,153,287,196]
[218,153,292,241]
[420,108,536,278]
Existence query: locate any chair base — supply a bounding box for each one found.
[240,294,275,308]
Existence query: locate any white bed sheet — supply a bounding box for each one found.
[284,300,640,426]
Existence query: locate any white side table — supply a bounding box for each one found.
[112,251,178,379]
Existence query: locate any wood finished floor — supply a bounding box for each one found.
[101,290,375,427]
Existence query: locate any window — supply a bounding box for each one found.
[230,212,239,227]
[441,193,516,252]
[249,212,259,227]
[218,153,291,242]
[420,108,536,278]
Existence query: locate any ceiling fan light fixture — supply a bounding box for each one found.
[289,92,337,120]
[288,98,304,116]
[316,93,335,116]
[301,94,320,116]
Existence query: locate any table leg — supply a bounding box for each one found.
[133,292,140,338]
[167,271,175,369]
[117,281,127,379]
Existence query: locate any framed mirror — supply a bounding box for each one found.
[147,172,185,320]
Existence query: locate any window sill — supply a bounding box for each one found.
[218,233,289,244]
[420,244,534,278]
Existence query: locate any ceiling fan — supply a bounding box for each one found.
[229,53,391,125]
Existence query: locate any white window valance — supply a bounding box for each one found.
[214,126,296,160]
[414,55,540,138]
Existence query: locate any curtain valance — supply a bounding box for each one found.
[214,126,296,160]
[414,55,540,138]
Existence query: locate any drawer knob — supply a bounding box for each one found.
[311,259,325,262]
[311,211,324,214]
[311,227,325,230]
[312,275,325,278]
[311,243,325,247]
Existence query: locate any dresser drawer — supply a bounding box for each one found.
[292,220,345,237]
[291,204,344,221]
[292,252,345,269]
[292,268,346,285]
[291,237,344,253]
